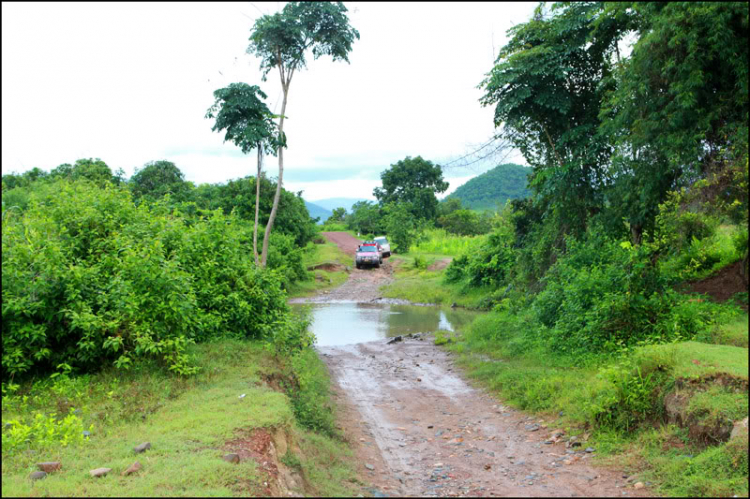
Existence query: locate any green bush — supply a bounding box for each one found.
[2,409,91,455]
[532,231,734,355]
[445,219,516,288]
[266,232,310,289]
[2,180,291,380]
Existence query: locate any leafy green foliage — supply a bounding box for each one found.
[532,231,734,355]
[437,209,491,236]
[444,212,516,287]
[346,200,383,235]
[327,207,347,223]
[382,202,424,254]
[2,409,90,455]
[480,3,614,236]
[130,160,193,203]
[445,163,531,211]
[410,228,485,257]
[374,156,449,221]
[190,175,317,248]
[2,179,291,380]
[50,158,120,186]
[206,83,281,155]
[247,2,360,82]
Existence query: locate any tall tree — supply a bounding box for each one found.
[247,1,359,266]
[479,2,616,237]
[597,1,749,242]
[373,156,449,221]
[206,83,281,266]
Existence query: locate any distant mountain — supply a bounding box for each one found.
[308,197,370,212]
[304,201,333,224]
[446,163,531,211]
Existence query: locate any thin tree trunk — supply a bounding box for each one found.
[260,85,288,267]
[253,148,262,266]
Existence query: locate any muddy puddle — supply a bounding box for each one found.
[292,303,478,347]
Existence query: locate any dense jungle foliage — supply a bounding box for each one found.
[443,1,748,346]
[2,160,318,381]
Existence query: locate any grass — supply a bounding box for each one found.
[287,239,352,299]
[410,229,485,257]
[381,256,491,308]
[445,308,749,497]
[698,313,749,347]
[1,340,359,497]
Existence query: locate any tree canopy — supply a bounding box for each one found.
[130,160,192,203]
[373,156,449,221]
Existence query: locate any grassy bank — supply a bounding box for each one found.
[1,340,360,497]
[380,229,491,308]
[446,307,748,497]
[287,238,352,299]
[382,256,491,308]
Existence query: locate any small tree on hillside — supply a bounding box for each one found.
[206,83,281,266]
[130,160,190,202]
[328,207,347,223]
[247,1,359,266]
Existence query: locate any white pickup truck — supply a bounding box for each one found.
[374,236,391,257]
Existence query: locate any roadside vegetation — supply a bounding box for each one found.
[371,2,750,496]
[2,2,362,496]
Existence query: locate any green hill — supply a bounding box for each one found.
[304,201,333,224]
[446,163,531,210]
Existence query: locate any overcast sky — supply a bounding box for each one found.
[2,2,535,201]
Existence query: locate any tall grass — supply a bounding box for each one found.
[411,228,485,256]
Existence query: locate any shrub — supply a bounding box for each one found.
[2,180,290,380]
[2,409,91,455]
[532,230,734,355]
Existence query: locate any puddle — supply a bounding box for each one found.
[292,302,478,347]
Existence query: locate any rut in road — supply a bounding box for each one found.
[301,233,646,497]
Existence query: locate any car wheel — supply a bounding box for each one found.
[375,261,380,268]
[356,263,361,269]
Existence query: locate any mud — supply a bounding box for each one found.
[304,233,649,497]
[322,340,646,497]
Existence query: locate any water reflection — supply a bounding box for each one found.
[292,302,477,347]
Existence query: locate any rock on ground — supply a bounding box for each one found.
[90,467,112,478]
[37,461,61,473]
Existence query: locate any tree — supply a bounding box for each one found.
[50,158,116,186]
[373,156,449,221]
[130,160,191,202]
[437,209,491,236]
[247,2,359,266]
[328,207,347,223]
[438,197,464,217]
[190,176,317,248]
[206,83,281,266]
[597,2,749,243]
[382,203,423,254]
[479,3,616,237]
[346,201,383,235]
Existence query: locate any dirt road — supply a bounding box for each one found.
[305,233,645,497]
[291,232,396,303]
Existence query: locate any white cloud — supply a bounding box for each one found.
[2,1,536,198]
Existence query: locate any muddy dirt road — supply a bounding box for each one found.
[291,232,396,304]
[300,233,645,497]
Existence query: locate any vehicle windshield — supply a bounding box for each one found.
[374,237,387,244]
[358,246,378,252]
